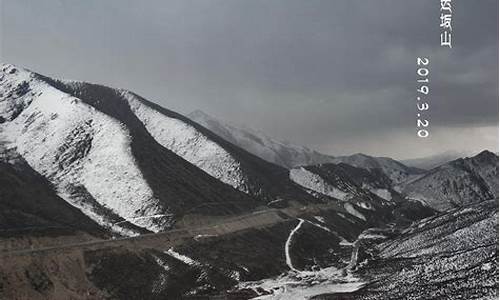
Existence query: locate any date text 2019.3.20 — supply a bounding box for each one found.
[416,57,430,138]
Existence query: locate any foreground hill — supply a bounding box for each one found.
[316,199,498,300]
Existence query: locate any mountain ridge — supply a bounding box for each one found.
[0,64,265,234]
[187,109,337,169]
[401,150,499,210]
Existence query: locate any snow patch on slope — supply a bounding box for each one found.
[363,184,392,201]
[238,266,364,299]
[166,248,201,267]
[289,167,349,200]
[344,203,366,221]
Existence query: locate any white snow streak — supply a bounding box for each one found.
[344,203,366,221]
[313,216,325,223]
[112,214,172,226]
[304,219,332,233]
[304,219,351,245]
[165,248,201,267]
[285,219,305,272]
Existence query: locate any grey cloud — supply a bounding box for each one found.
[1,0,497,158]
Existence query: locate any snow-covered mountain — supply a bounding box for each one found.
[401,150,499,211]
[0,64,270,234]
[331,153,425,185]
[187,109,336,169]
[116,95,317,204]
[2,63,417,237]
[290,163,396,203]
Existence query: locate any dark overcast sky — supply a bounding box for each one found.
[1,0,498,159]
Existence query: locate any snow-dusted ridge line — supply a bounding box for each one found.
[0,65,172,233]
[122,90,250,193]
[344,203,366,221]
[400,151,499,211]
[332,153,425,185]
[166,248,201,267]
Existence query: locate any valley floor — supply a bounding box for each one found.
[1,200,496,299]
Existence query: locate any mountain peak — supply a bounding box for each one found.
[473,150,498,160]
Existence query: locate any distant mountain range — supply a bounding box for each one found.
[188,109,336,169]
[330,153,425,185]
[188,110,426,185]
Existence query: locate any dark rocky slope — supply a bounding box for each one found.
[315,199,499,300]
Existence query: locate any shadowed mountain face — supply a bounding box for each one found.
[401,150,499,211]
[0,151,104,237]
